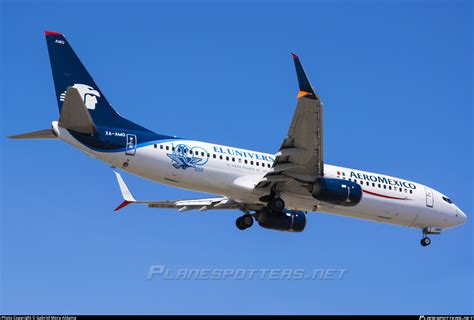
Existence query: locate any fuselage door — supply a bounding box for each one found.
[125,134,137,156]
[425,188,434,208]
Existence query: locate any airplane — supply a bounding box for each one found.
[9,31,467,247]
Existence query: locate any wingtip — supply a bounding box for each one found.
[291,52,299,59]
[114,200,131,212]
[44,30,63,36]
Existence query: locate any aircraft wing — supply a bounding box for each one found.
[256,54,323,191]
[113,171,254,212]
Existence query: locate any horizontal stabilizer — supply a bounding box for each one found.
[59,87,98,134]
[8,129,57,139]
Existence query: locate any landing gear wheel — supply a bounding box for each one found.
[242,214,254,228]
[235,217,246,230]
[268,197,285,213]
[420,237,431,247]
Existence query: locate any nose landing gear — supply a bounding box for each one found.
[420,227,442,247]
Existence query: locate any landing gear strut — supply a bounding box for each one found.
[236,214,254,230]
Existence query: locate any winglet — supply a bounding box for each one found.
[291,53,316,99]
[114,200,132,211]
[114,171,136,211]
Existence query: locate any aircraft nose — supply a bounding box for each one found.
[455,207,467,225]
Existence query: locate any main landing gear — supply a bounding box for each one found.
[260,191,286,214]
[236,214,254,230]
[267,197,285,213]
[235,194,286,231]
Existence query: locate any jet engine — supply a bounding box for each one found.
[257,209,306,232]
[312,177,362,206]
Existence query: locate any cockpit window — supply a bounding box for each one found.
[442,196,453,204]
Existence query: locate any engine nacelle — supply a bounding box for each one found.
[257,209,306,232]
[312,177,362,206]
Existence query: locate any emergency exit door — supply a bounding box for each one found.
[425,188,434,208]
[125,134,137,156]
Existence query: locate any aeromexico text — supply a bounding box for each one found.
[349,171,417,190]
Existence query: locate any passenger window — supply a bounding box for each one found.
[160,145,163,149]
[399,187,402,192]
[383,185,386,189]
[226,156,229,161]
[389,186,392,190]
[219,155,223,160]
[256,162,259,166]
[232,158,235,162]
[410,190,413,194]
[207,153,210,157]
[213,154,216,159]
[166,146,169,150]
[251,161,254,165]
[154,144,157,149]
[267,163,271,168]
[244,160,248,164]
[378,184,381,188]
[172,147,175,151]
[372,183,375,187]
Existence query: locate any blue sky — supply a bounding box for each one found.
[1,0,472,315]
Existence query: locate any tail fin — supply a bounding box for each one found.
[45,31,137,129]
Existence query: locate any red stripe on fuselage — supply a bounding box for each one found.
[363,189,410,200]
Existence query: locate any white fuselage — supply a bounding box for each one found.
[56,123,467,230]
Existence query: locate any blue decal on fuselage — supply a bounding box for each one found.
[167,144,208,171]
